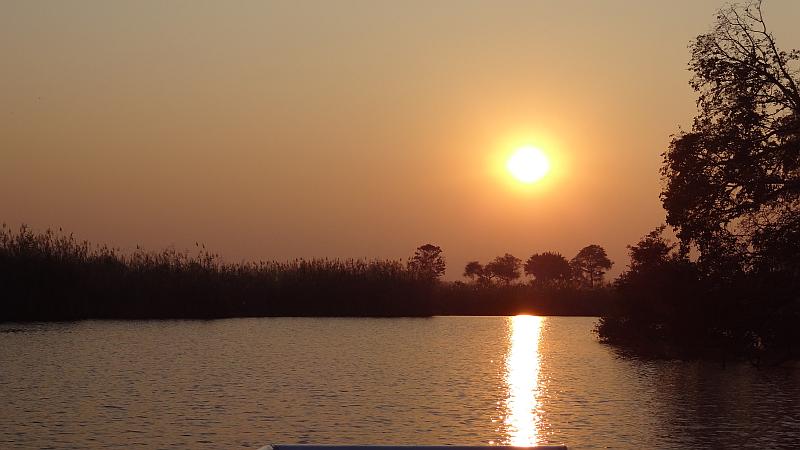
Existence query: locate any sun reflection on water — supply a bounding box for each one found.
[504,315,543,446]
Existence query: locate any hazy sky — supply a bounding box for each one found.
[3,1,800,279]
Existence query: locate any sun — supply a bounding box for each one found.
[507,146,550,183]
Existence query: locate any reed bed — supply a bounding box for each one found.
[0,224,434,320]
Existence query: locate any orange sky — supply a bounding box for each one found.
[3,1,800,280]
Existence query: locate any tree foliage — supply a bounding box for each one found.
[662,0,800,271]
[624,225,676,273]
[598,227,706,353]
[570,244,613,288]
[407,244,446,281]
[463,260,487,284]
[524,251,571,286]
[485,253,522,285]
[600,2,800,361]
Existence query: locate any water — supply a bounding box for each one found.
[1,317,798,449]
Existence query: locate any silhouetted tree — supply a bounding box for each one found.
[407,244,446,281]
[571,244,613,288]
[599,2,800,361]
[598,226,704,353]
[463,260,486,283]
[623,226,676,274]
[662,0,800,273]
[524,251,571,286]
[485,253,522,285]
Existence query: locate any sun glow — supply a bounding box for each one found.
[504,315,543,446]
[506,146,550,184]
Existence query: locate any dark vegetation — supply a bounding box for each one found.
[597,1,800,363]
[448,245,614,315]
[433,283,612,317]
[0,225,433,320]
[0,225,611,321]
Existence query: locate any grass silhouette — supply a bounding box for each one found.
[0,224,611,321]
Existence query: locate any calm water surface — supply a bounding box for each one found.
[1,317,799,449]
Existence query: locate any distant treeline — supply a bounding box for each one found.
[433,283,612,316]
[0,225,610,322]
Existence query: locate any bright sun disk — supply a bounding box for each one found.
[507,146,550,184]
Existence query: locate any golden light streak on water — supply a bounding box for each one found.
[504,315,543,446]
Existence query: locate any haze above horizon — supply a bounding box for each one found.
[3,0,800,279]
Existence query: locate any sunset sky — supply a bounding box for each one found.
[3,0,800,279]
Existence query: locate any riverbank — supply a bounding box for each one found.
[1,225,611,322]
